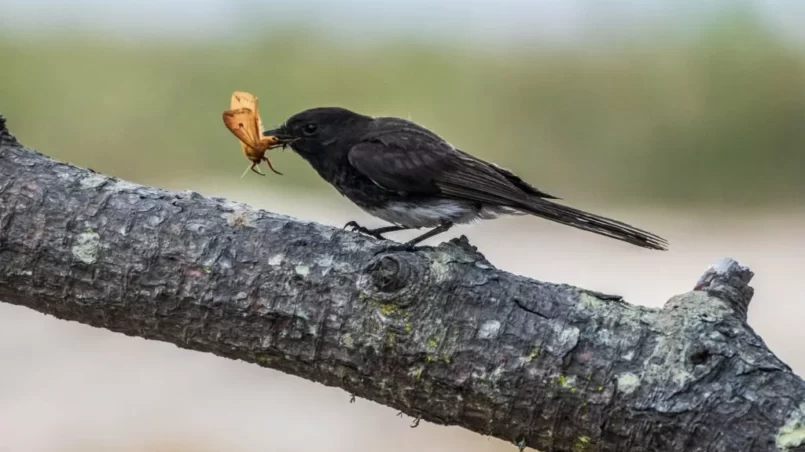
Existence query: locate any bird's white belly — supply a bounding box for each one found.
[364,199,521,228]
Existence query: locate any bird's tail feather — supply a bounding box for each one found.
[519,198,669,251]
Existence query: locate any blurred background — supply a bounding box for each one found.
[1,0,804,451]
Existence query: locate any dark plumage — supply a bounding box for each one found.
[264,107,668,251]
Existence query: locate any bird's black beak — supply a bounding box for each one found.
[263,126,294,149]
[262,127,282,137]
[263,126,290,139]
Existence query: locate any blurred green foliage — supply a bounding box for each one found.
[1,10,803,209]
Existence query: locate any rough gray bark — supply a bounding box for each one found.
[1,115,804,452]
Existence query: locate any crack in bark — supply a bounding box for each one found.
[512,297,550,320]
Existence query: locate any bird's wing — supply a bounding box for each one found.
[346,127,451,195]
[347,123,555,204]
[348,122,668,251]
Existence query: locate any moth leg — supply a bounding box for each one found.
[250,164,266,176]
[241,162,265,178]
[262,156,283,176]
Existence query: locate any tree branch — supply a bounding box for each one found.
[1,115,804,452]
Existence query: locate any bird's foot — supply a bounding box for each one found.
[344,221,382,239]
[343,221,406,241]
[343,220,365,232]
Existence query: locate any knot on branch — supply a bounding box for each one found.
[362,253,425,307]
[359,236,493,308]
[693,257,754,320]
[368,255,412,293]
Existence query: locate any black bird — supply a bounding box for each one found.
[264,107,668,251]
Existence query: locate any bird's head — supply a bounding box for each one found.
[263,107,371,160]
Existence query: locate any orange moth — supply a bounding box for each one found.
[222,91,282,177]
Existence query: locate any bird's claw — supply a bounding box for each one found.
[343,221,369,234]
[344,221,388,240]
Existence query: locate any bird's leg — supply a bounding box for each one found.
[402,221,453,248]
[376,221,454,254]
[367,225,410,238]
[343,221,409,240]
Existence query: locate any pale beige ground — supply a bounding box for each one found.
[1,180,803,452]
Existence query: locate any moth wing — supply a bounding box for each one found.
[222,108,262,150]
[232,91,267,135]
[230,91,258,111]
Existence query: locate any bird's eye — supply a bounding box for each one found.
[303,123,318,136]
